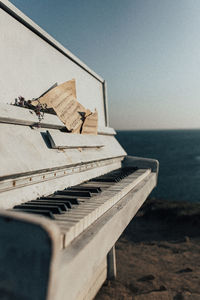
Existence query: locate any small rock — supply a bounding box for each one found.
[174,292,184,300]
[137,274,155,282]
[128,283,139,293]
[176,267,193,274]
[159,285,167,291]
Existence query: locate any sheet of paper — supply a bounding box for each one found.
[31,79,98,134]
[38,79,90,132]
[81,110,98,135]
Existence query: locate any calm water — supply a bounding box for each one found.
[116,130,200,202]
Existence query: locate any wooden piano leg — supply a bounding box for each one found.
[107,245,117,280]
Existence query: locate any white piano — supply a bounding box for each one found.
[0,1,159,299]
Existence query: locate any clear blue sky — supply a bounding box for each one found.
[10,0,200,130]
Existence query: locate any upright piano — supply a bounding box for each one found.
[0,1,159,299]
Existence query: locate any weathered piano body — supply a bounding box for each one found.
[0,1,159,299]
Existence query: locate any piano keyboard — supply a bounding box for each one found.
[12,167,151,248]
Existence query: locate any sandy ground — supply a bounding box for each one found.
[95,198,200,300]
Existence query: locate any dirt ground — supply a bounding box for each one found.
[95,198,200,300]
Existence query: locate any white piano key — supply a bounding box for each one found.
[21,168,151,249]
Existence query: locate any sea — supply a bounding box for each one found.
[116,129,200,203]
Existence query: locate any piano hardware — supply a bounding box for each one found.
[0,1,159,300]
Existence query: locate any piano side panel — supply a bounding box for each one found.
[123,155,159,175]
[0,6,106,128]
[0,210,60,300]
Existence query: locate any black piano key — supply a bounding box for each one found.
[41,196,80,205]
[29,201,68,212]
[14,204,63,214]
[91,177,119,183]
[55,190,92,197]
[36,198,72,209]
[13,209,55,219]
[11,167,138,221]
[68,186,101,193]
[90,167,137,183]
